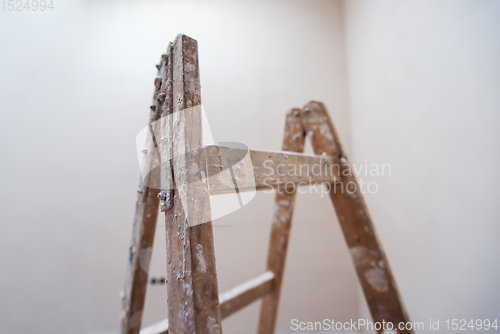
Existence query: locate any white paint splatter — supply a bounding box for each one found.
[191,162,199,174]
[364,267,389,293]
[278,200,290,206]
[195,244,207,273]
[128,310,143,329]
[207,316,221,334]
[139,247,152,273]
[350,245,368,266]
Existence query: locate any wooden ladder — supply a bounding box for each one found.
[120,34,413,334]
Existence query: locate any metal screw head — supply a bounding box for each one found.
[304,107,310,114]
[294,110,300,117]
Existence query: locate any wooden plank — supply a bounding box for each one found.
[139,271,275,334]
[165,34,222,334]
[301,101,413,334]
[162,35,196,334]
[120,182,160,334]
[120,49,166,334]
[219,271,275,319]
[258,108,306,334]
[159,41,174,213]
[140,320,169,334]
[205,146,340,195]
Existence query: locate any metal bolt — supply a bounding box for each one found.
[304,108,310,114]
[157,191,167,201]
[157,92,166,103]
[154,77,162,89]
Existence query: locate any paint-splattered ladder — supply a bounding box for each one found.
[120,34,413,334]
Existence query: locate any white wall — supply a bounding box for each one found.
[3,1,498,333]
[0,1,356,333]
[343,0,500,332]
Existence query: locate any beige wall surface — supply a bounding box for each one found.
[343,0,500,332]
[0,1,356,333]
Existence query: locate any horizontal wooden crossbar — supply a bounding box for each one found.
[219,270,275,318]
[140,271,276,334]
[206,145,340,195]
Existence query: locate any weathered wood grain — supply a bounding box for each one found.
[204,146,340,195]
[301,101,413,334]
[164,34,222,334]
[159,42,174,212]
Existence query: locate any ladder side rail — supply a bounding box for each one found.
[163,34,222,334]
[257,108,306,334]
[301,101,413,334]
[120,50,165,334]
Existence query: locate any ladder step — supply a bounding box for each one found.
[140,271,276,334]
[139,319,168,334]
[219,270,275,319]
[206,145,340,195]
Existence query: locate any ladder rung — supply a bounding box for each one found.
[139,271,276,334]
[219,270,275,319]
[139,319,168,334]
[207,146,340,195]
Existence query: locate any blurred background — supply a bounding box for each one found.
[0,0,499,333]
